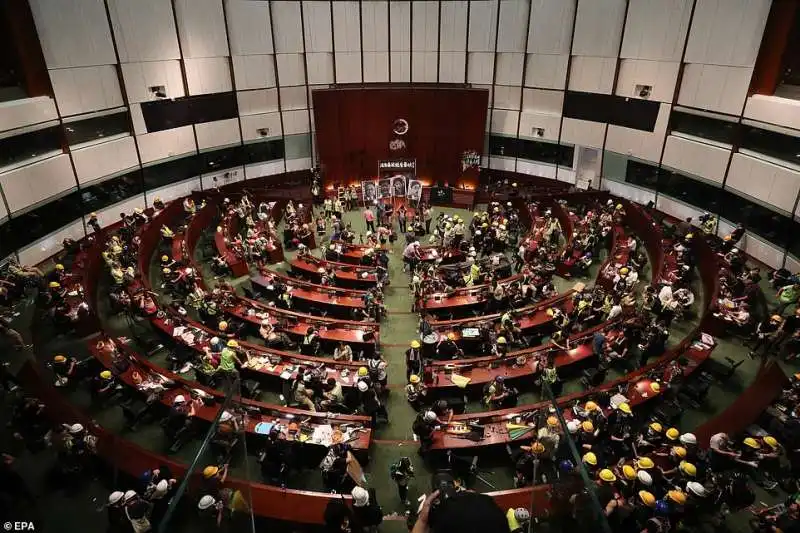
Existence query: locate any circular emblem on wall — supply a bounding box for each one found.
[392,118,409,136]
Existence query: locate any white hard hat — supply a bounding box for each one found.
[514,508,531,522]
[686,481,706,497]
[567,420,581,434]
[173,395,186,404]
[637,470,653,486]
[152,479,169,498]
[423,411,437,423]
[210,337,220,345]
[69,423,84,434]
[351,486,369,507]
[108,491,124,505]
[357,380,368,392]
[123,490,137,502]
[198,495,216,510]
[679,433,697,445]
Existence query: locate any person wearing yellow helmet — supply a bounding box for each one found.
[582,451,598,466]
[405,374,427,408]
[92,369,116,400]
[666,428,680,441]
[406,339,424,380]
[636,457,655,470]
[218,340,243,378]
[436,331,464,359]
[52,353,77,384]
[598,468,617,483]
[757,435,783,489]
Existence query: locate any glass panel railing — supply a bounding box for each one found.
[537,380,612,533]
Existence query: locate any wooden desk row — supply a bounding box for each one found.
[429,337,715,449]
[290,256,379,289]
[326,242,462,265]
[88,340,371,450]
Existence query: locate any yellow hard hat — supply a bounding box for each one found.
[582,420,594,433]
[685,233,694,240]
[618,402,631,414]
[48,281,60,288]
[615,203,623,210]
[723,235,732,241]
[585,401,598,411]
[497,336,507,344]
[743,437,760,449]
[622,465,637,480]
[161,255,169,262]
[218,321,228,331]
[619,267,629,275]
[639,491,656,507]
[546,416,559,428]
[410,374,420,384]
[162,268,171,274]
[55,264,64,271]
[665,428,679,440]
[226,340,238,348]
[531,442,545,454]
[358,367,368,377]
[546,308,555,317]
[771,315,783,322]
[679,461,696,476]
[447,332,456,341]
[763,436,779,449]
[203,466,219,479]
[599,469,616,482]
[410,340,421,348]
[649,422,663,433]
[650,382,661,393]
[100,370,112,379]
[582,452,597,466]
[667,490,686,505]
[672,446,687,458]
[636,457,654,470]
[54,355,67,363]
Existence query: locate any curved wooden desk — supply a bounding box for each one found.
[16,360,359,525]
[290,256,379,289]
[88,340,372,451]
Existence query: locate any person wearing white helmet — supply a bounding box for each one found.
[507,507,531,533]
[123,489,152,533]
[686,481,706,498]
[106,491,128,530]
[413,411,438,453]
[680,433,697,446]
[352,485,383,529]
[637,470,653,486]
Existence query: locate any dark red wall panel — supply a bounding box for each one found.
[312,86,488,185]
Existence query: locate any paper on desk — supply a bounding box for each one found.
[279,370,293,380]
[172,326,186,337]
[450,374,471,388]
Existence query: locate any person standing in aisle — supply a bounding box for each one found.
[390,457,415,508]
[364,206,376,233]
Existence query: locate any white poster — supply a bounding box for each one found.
[407,180,422,201]
[362,181,378,203]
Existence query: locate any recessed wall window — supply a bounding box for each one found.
[79,170,143,214]
[7,190,83,251]
[201,146,244,174]
[625,160,659,191]
[0,125,62,168]
[718,190,792,248]
[489,135,518,158]
[64,111,131,146]
[518,139,573,167]
[284,134,312,160]
[669,111,738,145]
[141,154,201,192]
[657,169,723,214]
[740,126,800,167]
[245,139,285,164]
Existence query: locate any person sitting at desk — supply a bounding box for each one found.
[320,378,346,412]
[90,370,117,403]
[334,341,353,362]
[436,333,463,360]
[483,376,517,409]
[291,370,317,412]
[301,326,320,355]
